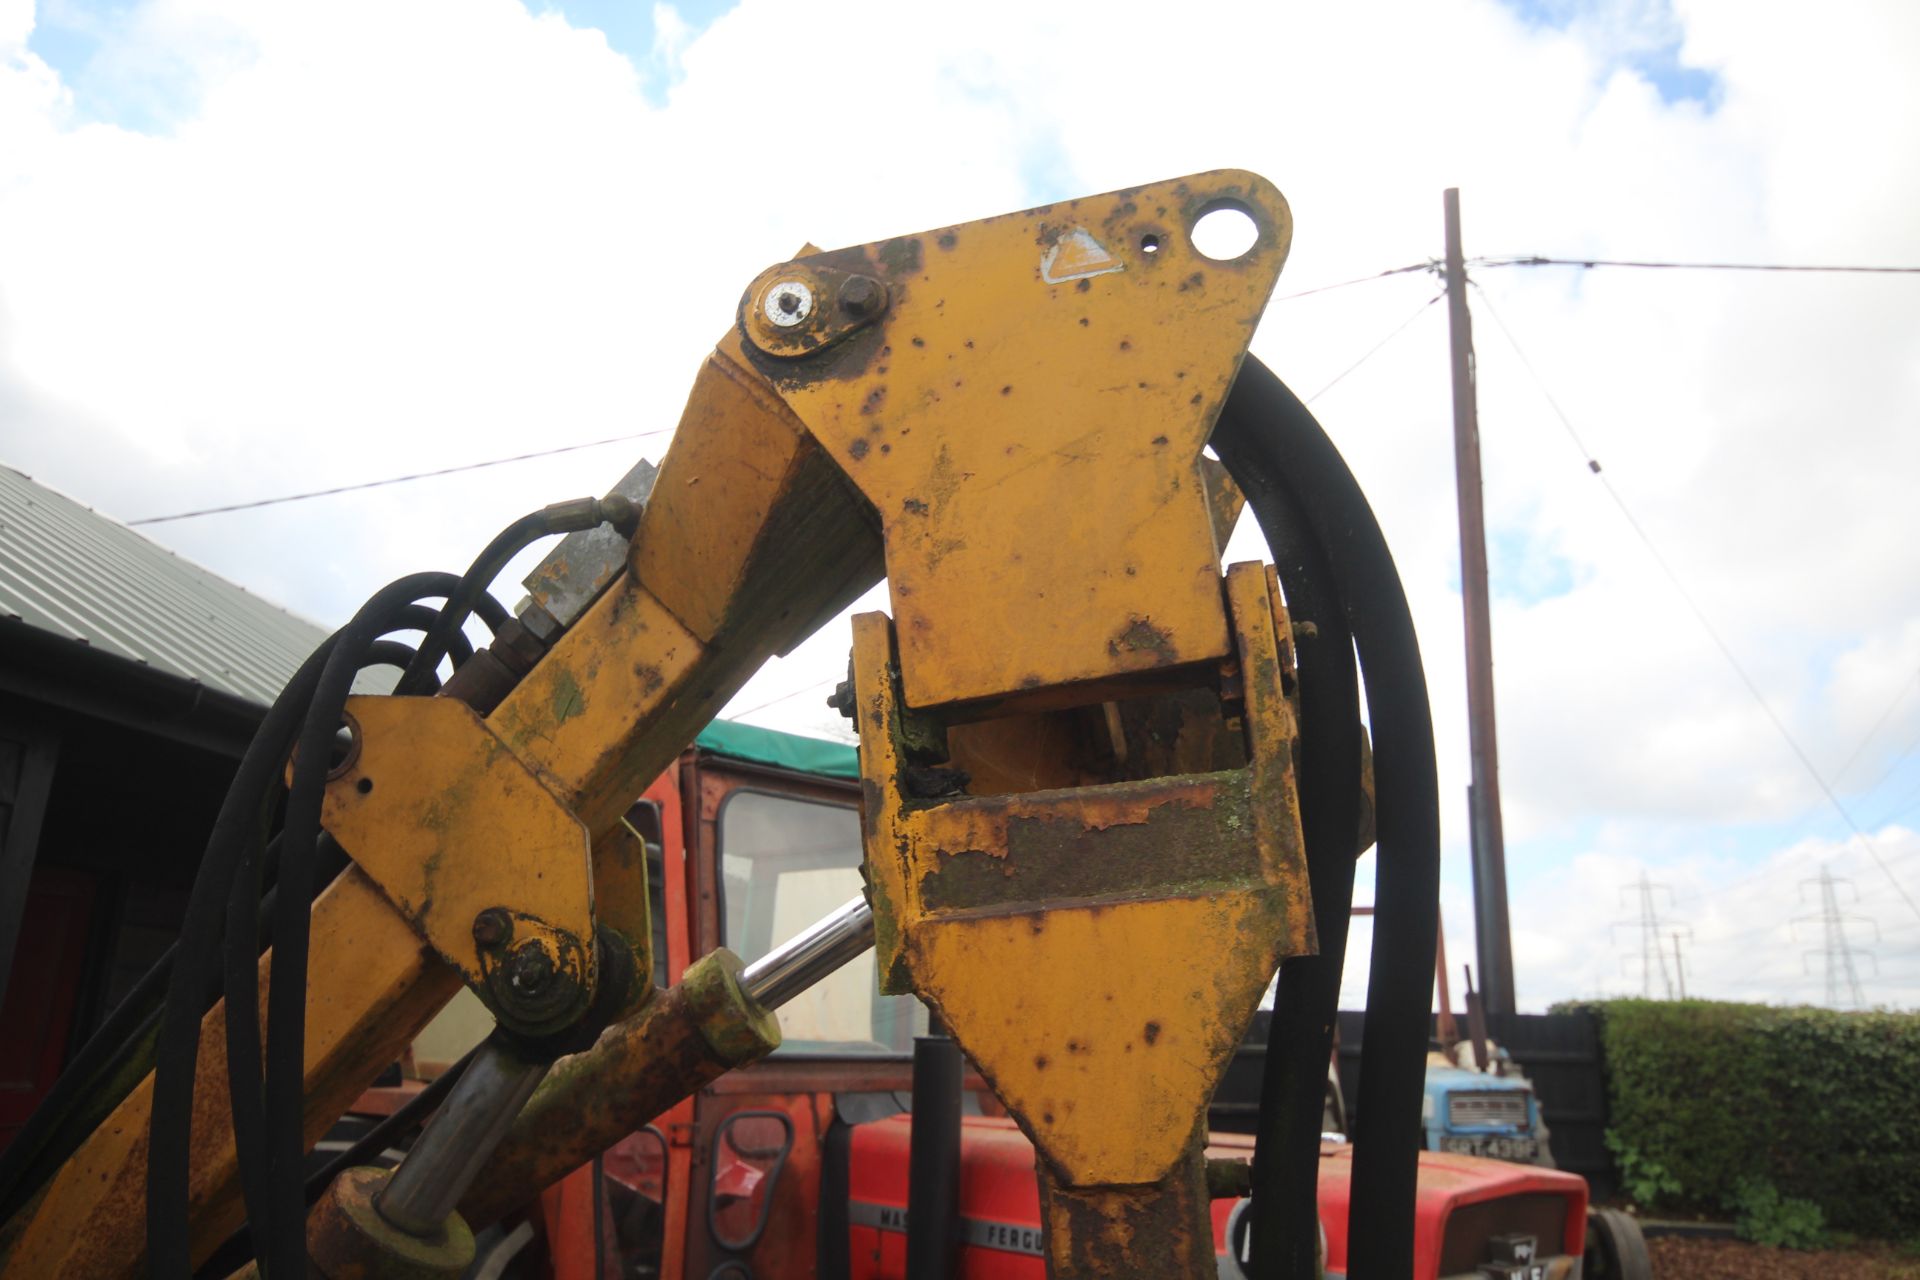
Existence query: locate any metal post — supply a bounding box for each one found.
[906,1034,963,1280]
[1445,189,1516,1017]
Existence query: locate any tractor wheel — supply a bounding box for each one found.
[1584,1208,1652,1280]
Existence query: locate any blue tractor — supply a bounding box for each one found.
[1420,1063,1546,1164]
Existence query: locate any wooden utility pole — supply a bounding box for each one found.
[1444,189,1517,1016]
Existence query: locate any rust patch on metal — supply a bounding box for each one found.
[877,236,923,276]
[916,775,1257,913]
[1038,1151,1215,1278]
[1108,616,1177,665]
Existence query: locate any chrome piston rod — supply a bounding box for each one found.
[375,1039,549,1236]
[742,895,875,1010]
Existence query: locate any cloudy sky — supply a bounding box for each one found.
[3,0,1917,1012]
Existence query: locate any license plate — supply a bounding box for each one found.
[1441,1134,1541,1162]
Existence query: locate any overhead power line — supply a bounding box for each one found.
[127,428,676,526]
[1304,292,1444,404]
[119,249,1920,528]
[1472,255,1920,277]
[728,677,836,720]
[1468,283,1920,927]
[1831,666,1920,788]
[1271,261,1435,303]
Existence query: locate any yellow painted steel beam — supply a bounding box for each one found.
[0,870,460,1279]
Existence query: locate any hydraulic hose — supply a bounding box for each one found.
[386,607,474,671]
[259,574,466,1279]
[148,572,464,1277]
[0,629,437,1228]
[1214,391,1363,1280]
[397,497,634,695]
[1214,356,1441,1280]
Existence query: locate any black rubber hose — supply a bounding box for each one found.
[260,573,461,1280]
[1214,389,1363,1280]
[0,642,404,1225]
[224,640,423,1256]
[186,1040,482,1280]
[399,512,558,694]
[149,575,457,1276]
[147,637,335,1276]
[1215,357,1440,1280]
[220,781,279,1259]
[905,1035,963,1280]
[386,606,474,669]
[0,832,355,1228]
[362,637,441,691]
[471,591,511,634]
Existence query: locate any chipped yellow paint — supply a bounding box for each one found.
[488,577,710,837]
[11,175,1315,1277]
[740,170,1292,709]
[918,895,1282,1184]
[321,696,595,996]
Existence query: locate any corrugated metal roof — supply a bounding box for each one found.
[0,465,330,709]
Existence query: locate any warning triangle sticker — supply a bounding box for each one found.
[1041,229,1126,284]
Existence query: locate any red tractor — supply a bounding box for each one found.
[380,722,1590,1279]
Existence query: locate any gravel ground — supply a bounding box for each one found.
[1650,1237,1920,1279]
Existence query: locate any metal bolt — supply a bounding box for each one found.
[826,654,856,721]
[472,908,513,948]
[826,680,856,720]
[762,279,814,328]
[507,944,554,995]
[839,275,885,318]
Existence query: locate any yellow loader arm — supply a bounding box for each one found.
[0,171,1433,1280]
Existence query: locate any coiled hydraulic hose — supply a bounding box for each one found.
[0,621,473,1229]
[1214,356,1441,1280]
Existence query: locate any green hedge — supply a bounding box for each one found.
[1581,999,1920,1240]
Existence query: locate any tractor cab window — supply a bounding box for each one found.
[718,789,926,1054]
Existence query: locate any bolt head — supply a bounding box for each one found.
[826,680,856,720]
[472,908,513,948]
[507,943,554,994]
[839,275,884,318]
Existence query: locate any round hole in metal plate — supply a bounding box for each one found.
[1191,203,1260,261]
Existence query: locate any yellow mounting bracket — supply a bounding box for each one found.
[320,696,600,1037]
[729,170,1292,711]
[850,563,1313,1192]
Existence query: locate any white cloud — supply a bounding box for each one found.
[3,0,1918,1010]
